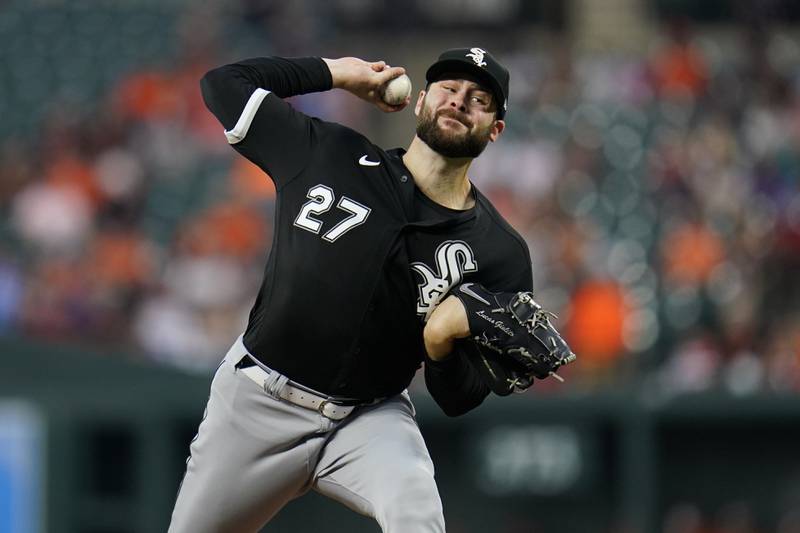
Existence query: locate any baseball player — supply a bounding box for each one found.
[169,47,574,533]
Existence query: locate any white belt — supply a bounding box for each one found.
[239,365,357,421]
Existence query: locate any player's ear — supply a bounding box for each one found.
[414,90,426,117]
[489,119,505,142]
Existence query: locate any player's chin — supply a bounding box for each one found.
[438,129,472,147]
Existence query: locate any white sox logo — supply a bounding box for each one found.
[412,240,478,319]
[466,48,488,67]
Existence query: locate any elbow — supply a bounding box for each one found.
[200,64,244,106]
[199,67,225,106]
[440,403,473,418]
[432,393,485,418]
[199,66,244,131]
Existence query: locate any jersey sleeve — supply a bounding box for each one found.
[424,343,490,417]
[200,57,333,187]
[508,242,534,292]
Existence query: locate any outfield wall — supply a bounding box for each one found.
[2,338,799,533]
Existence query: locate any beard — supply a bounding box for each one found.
[415,103,492,159]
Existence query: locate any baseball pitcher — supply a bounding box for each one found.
[168,47,575,532]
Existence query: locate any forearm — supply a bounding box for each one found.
[210,57,332,97]
[425,343,490,417]
[200,57,332,129]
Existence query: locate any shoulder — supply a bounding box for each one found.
[470,187,534,292]
[311,116,376,148]
[473,187,531,258]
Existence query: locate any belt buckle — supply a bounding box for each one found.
[317,399,330,415]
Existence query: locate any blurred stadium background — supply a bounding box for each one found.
[1,0,799,532]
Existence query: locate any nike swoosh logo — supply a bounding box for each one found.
[359,155,380,167]
[460,283,491,305]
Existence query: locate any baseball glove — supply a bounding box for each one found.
[451,282,577,396]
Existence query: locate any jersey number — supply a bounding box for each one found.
[294,184,371,242]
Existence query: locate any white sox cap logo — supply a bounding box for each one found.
[412,240,478,319]
[466,48,488,68]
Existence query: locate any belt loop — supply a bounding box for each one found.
[263,371,289,397]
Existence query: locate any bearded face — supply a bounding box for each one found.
[415,93,495,159]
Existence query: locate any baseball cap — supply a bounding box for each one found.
[425,47,510,119]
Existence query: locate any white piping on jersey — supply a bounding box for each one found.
[224,88,270,144]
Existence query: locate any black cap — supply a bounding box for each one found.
[425,47,509,119]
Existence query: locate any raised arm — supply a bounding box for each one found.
[200,56,410,183]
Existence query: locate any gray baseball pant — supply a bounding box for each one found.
[168,337,445,532]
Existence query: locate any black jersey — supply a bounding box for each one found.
[201,57,533,409]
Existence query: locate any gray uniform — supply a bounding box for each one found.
[168,337,445,532]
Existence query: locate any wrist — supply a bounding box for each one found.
[321,58,345,89]
[424,295,470,361]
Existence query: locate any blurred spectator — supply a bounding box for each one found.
[19,257,96,340]
[0,256,23,333]
[565,279,629,371]
[650,20,709,99]
[228,157,276,202]
[12,180,93,252]
[657,333,722,393]
[660,220,725,287]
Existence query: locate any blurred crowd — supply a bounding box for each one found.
[0,3,798,400]
[471,22,800,396]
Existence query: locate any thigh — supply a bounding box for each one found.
[169,353,327,533]
[312,392,444,531]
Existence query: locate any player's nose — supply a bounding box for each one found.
[447,91,468,113]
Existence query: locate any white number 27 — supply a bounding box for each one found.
[293,184,371,242]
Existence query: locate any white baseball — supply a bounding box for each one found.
[381,74,412,105]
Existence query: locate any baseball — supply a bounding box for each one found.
[382,74,412,105]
